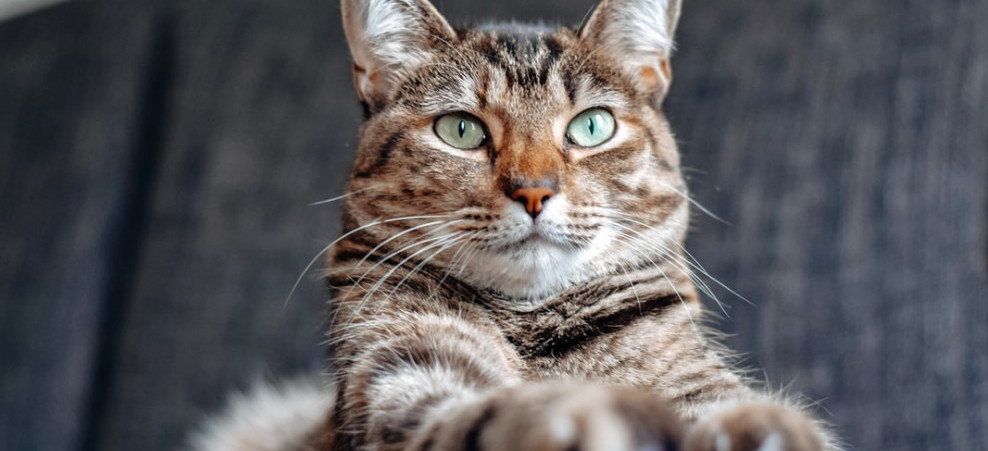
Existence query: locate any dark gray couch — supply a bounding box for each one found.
[2,0,985,449]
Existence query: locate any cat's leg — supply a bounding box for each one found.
[652,329,840,449]
[330,312,516,450]
[667,339,841,450]
[330,312,685,451]
[542,304,840,451]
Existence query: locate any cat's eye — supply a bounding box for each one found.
[566,108,616,148]
[434,113,486,150]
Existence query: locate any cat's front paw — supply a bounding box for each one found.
[418,384,685,451]
[684,402,826,451]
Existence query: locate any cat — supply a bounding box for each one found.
[191,0,840,450]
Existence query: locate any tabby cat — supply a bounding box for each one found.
[192,0,840,450]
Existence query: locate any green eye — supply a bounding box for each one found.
[434,113,486,150]
[566,108,616,147]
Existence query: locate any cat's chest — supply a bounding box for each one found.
[472,286,682,364]
[492,302,685,387]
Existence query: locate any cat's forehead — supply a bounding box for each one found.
[396,25,637,116]
[469,21,557,38]
[456,25,574,71]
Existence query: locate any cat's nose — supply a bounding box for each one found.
[509,186,555,219]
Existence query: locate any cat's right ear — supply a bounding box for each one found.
[341,0,456,108]
[580,0,683,104]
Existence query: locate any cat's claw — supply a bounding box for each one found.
[685,402,824,451]
[758,433,785,451]
[713,430,784,451]
[547,414,577,444]
[715,430,731,451]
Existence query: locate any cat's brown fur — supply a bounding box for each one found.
[192,1,839,450]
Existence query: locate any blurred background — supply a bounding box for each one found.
[1,0,985,450]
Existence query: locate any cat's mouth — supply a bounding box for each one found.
[503,226,579,252]
[516,234,553,247]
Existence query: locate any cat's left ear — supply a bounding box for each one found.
[341,0,457,108]
[580,0,683,104]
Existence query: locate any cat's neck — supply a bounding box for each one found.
[464,252,699,313]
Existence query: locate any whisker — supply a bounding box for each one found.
[617,264,643,313]
[456,238,486,277]
[608,211,752,309]
[309,184,383,206]
[283,213,451,311]
[381,233,469,304]
[429,232,482,300]
[666,232,754,307]
[347,232,467,322]
[608,231,699,332]
[283,240,336,313]
[605,213,732,317]
[354,220,462,272]
[309,192,353,207]
[659,181,730,225]
[349,223,463,289]
[636,212,754,307]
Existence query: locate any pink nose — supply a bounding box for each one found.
[509,186,555,218]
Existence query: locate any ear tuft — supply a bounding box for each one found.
[581,0,683,102]
[341,0,456,106]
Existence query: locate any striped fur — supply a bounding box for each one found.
[195,1,841,450]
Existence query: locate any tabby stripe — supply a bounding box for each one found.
[380,394,444,444]
[333,233,451,271]
[669,371,720,390]
[464,404,498,451]
[519,293,679,357]
[544,35,564,63]
[563,67,577,104]
[344,336,501,449]
[413,427,437,451]
[652,322,698,380]
[477,74,489,109]
[367,340,502,388]
[356,130,405,178]
[331,259,454,297]
[536,57,551,86]
[670,382,722,404]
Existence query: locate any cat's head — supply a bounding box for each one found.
[337,0,690,302]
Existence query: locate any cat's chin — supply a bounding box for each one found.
[460,240,587,305]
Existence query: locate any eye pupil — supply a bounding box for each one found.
[566,108,615,148]
[435,113,486,150]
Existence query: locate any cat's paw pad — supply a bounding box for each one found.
[458,385,685,451]
[684,402,824,451]
[529,387,682,451]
